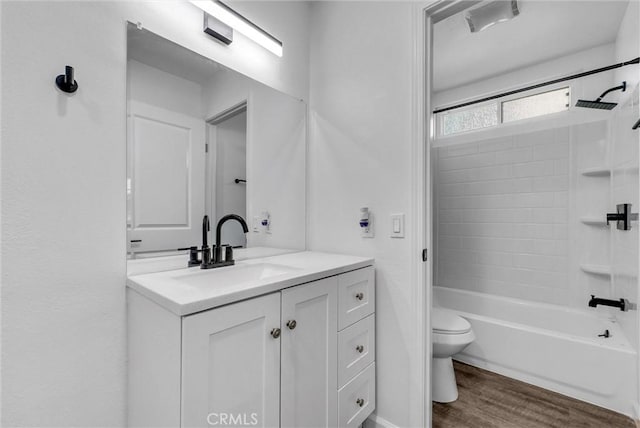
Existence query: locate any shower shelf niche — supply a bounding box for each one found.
[579,167,611,177]
[580,264,612,278]
[580,217,608,227]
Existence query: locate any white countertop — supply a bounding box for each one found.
[127,246,297,276]
[127,251,374,316]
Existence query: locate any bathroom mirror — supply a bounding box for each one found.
[126,24,306,257]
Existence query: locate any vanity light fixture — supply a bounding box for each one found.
[190,0,283,57]
[465,0,520,33]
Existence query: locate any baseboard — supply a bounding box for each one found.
[365,414,399,428]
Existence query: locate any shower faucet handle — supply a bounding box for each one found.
[606,203,635,230]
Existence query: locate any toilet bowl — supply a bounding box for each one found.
[432,307,475,403]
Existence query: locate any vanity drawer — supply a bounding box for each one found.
[338,362,375,428]
[338,314,375,388]
[338,266,375,330]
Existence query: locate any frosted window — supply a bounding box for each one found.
[440,103,498,136]
[502,87,570,123]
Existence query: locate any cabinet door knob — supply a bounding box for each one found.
[270,328,281,339]
[355,292,364,301]
[356,345,364,353]
[286,320,297,330]
[356,398,365,407]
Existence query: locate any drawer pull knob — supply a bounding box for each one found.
[286,320,297,330]
[355,292,364,301]
[356,398,365,407]
[270,328,281,339]
[356,345,364,353]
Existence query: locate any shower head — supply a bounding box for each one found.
[575,81,626,110]
[575,99,618,110]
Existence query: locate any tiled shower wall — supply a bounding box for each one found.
[434,127,572,305]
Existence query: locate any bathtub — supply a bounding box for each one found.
[434,286,638,416]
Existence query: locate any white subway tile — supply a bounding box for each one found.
[495,147,532,165]
[513,223,555,239]
[516,128,555,148]
[438,236,462,249]
[531,208,568,224]
[533,175,569,192]
[532,239,568,256]
[512,160,555,178]
[440,183,469,197]
[467,165,512,181]
[439,170,469,184]
[435,126,575,305]
[438,209,464,223]
[461,237,515,252]
[439,152,495,171]
[467,178,532,195]
[514,193,555,208]
[463,208,531,223]
[476,251,513,267]
[441,143,478,158]
[478,137,514,153]
[533,140,569,160]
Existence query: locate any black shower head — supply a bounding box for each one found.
[575,81,626,110]
[575,99,619,110]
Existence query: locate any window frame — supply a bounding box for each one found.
[436,82,572,138]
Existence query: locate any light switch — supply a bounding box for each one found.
[390,213,405,238]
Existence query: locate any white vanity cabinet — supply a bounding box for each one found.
[127,263,375,428]
[181,292,282,428]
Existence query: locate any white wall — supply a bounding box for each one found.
[0,1,310,426]
[614,0,640,104]
[435,43,616,112]
[128,59,204,118]
[307,3,420,427]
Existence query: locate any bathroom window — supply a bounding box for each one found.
[437,86,571,137]
[501,87,570,123]
[439,103,498,136]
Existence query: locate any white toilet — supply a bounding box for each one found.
[432,307,475,403]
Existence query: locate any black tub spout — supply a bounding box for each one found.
[588,295,631,312]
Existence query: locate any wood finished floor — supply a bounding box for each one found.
[433,361,635,428]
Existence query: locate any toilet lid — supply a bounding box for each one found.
[432,308,471,334]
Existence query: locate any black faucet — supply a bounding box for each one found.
[201,214,249,269]
[178,215,215,267]
[588,295,630,312]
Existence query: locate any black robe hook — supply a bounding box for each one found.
[56,65,78,93]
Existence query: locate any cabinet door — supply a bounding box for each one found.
[181,293,281,428]
[281,277,338,428]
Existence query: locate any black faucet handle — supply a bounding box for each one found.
[178,246,203,267]
[225,245,234,263]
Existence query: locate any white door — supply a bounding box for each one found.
[181,293,281,428]
[281,277,338,428]
[127,100,205,252]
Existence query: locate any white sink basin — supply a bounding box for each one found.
[169,263,300,289]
